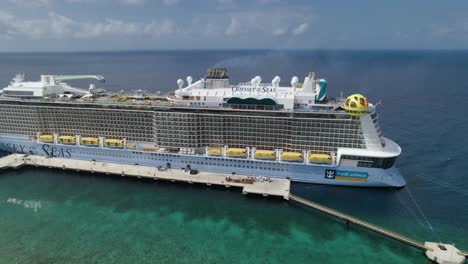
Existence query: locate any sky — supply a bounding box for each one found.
[0,0,467,51]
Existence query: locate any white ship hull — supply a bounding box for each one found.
[0,137,406,188]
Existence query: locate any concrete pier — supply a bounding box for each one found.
[425,242,466,264]
[0,154,25,169]
[0,154,290,199]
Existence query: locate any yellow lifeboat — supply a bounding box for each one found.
[104,139,124,148]
[207,147,222,156]
[281,152,304,162]
[226,148,247,158]
[114,95,129,102]
[58,136,76,145]
[127,143,137,149]
[254,150,276,160]
[80,137,99,146]
[309,153,332,163]
[39,134,54,143]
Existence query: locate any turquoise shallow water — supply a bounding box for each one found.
[0,168,423,263]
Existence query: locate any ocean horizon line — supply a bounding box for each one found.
[1,48,468,55]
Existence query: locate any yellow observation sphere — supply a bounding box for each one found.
[343,94,369,116]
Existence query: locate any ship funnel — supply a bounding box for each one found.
[177,79,184,90]
[186,76,193,86]
[291,76,299,88]
[315,79,327,102]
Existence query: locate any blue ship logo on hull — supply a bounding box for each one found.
[325,169,368,182]
[325,169,336,179]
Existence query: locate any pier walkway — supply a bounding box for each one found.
[289,193,427,250]
[0,154,290,199]
[0,154,25,169]
[289,193,467,264]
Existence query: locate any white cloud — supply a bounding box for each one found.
[64,0,91,3]
[8,0,173,6]
[48,12,74,36]
[117,0,180,5]
[256,0,281,5]
[68,0,146,4]
[7,0,51,8]
[272,27,288,36]
[75,18,178,38]
[0,6,313,44]
[225,17,243,36]
[216,0,237,10]
[0,10,51,39]
[162,0,179,6]
[0,12,15,39]
[293,23,308,35]
[74,18,139,38]
[64,0,178,5]
[0,10,177,40]
[429,18,468,38]
[121,0,145,5]
[222,10,312,37]
[143,19,177,36]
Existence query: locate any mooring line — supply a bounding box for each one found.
[391,187,426,229]
[415,173,468,196]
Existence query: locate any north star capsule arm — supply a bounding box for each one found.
[54,75,105,83]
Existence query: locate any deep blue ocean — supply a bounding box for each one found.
[0,50,467,263]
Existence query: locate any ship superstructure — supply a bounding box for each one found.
[0,69,405,187]
[1,74,104,98]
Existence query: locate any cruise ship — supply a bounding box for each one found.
[0,69,405,187]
